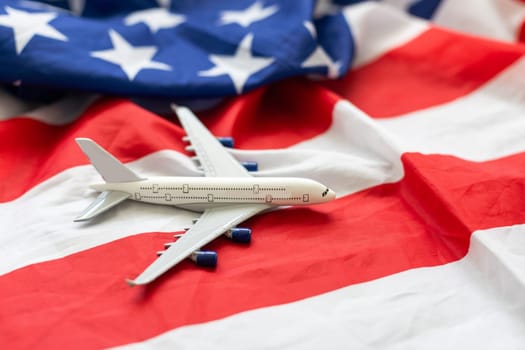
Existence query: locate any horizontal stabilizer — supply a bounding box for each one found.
[74,191,130,222]
[76,138,144,183]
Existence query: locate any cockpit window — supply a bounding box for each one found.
[321,188,330,197]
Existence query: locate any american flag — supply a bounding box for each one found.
[2,0,525,349]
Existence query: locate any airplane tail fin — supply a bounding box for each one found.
[75,138,143,183]
[74,138,144,222]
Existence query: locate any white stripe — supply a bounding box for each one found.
[1,101,402,274]
[433,0,525,42]
[378,57,525,161]
[112,224,525,350]
[0,88,38,118]
[24,94,98,125]
[232,100,404,196]
[343,2,428,68]
[0,88,97,125]
[0,152,198,276]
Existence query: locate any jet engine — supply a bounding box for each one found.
[225,227,252,243]
[241,161,258,172]
[217,137,234,148]
[190,250,218,267]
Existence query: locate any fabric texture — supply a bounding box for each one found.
[2,1,525,349]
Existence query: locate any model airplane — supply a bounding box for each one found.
[74,105,336,286]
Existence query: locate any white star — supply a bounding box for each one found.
[46,0,85,15]
[303,21,316,37]
[382,0,421,11]
[220,1,278,27]
[301,22,340,78]
[125,8,185,33]
[199,33,274,94]
[313,0,340,19]
[67,0,85,15]
[302,46,341,78]
[0,6,67,54]
[90,29,171,81]
[157,0,171,8]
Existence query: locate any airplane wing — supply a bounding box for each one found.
[127,203,269,286]
[173,105,251,177]
[126,106,264,286]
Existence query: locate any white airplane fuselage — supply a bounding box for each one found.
[92,176,335,210]
[74,105,338,286]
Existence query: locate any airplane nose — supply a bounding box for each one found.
[322,188,336,202]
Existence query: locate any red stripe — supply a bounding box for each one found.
[324,27,524,117]
[519,20,525,42]
[0,99,185,202]
[3,151,525,348]
[0,80,336,202]
[193,79,337,149]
